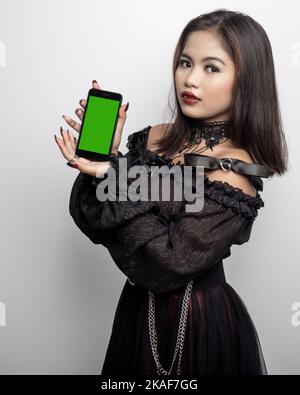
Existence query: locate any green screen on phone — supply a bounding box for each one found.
[78,95,119,154]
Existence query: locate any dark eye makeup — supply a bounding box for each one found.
[178,59,220,73]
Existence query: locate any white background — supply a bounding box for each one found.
[0,0,299,374]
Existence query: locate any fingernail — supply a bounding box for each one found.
[66,162,78,168]
[92,79,97,84]
[54,135,58,143]
[125,102,129,112]
[60,126,63,136]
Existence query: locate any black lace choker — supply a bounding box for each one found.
[179,120,232,153]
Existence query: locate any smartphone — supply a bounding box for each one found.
[75,88,123,161]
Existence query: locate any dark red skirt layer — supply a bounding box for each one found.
[101,274,268,375]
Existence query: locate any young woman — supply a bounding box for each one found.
[55,9,288,375]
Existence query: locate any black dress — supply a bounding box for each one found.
[69,125,268,375]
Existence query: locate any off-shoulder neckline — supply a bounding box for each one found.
[140,125,263,203]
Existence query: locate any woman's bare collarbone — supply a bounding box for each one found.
[146,123,243,166]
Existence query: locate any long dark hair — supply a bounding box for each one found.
[156,9,288,177]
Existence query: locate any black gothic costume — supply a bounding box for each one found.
[69,122,270,375]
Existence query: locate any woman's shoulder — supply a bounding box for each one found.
[221,147,255,164]
[126,123,171,154]
[146,123,172,151]
[197,147,265,218]
[204,147,258,197]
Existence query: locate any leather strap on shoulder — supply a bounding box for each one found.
[184,153,274,192]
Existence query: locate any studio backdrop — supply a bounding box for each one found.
[0,0,299,375]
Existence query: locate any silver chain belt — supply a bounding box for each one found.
[147,280,193,375]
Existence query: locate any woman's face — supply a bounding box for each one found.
[175,30,236,123]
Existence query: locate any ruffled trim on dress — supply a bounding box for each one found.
[126,126,152,154]
[202,174,264,220]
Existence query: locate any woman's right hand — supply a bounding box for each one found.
[62,80,129,154]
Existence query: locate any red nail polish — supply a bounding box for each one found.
[92,79,97,84]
